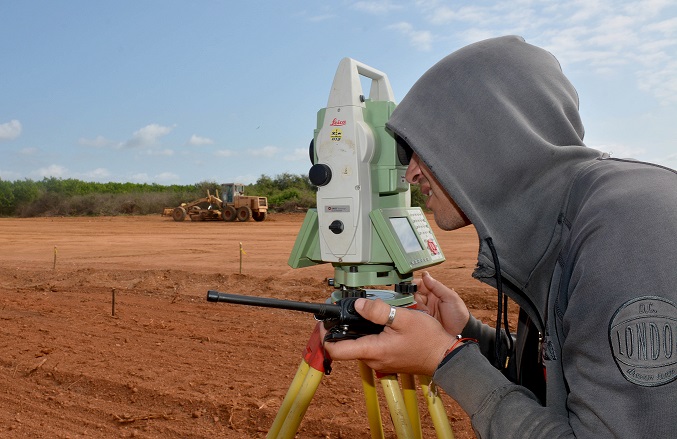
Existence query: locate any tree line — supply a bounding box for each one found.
[0,173,424,217]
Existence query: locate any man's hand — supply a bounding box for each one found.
[322,298,455,376]
[414,271,470,336]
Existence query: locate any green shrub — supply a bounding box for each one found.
[0,173,426,217]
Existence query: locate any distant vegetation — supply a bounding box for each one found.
[0,173,425,217]
[248,173,316,213]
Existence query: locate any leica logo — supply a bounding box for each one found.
[330,118,346,126]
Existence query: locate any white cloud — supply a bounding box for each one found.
[410,0,677,102]
[143,149,175,156]
[82,168,111,180]
[123,123,175,149]
[187,134,214,146]
[297,9,335,23]
[130,173,150,182]
[645,16,677,35]
[231,174,257,185]
[79,135,116,148]
[154,172,180,183]
[637,65,677,105]
[29,165,110,181]
[590,141,647,160]
[215,149,236,157]
[307,14,334,22]
[388,22,433,51]
[0,169,22,180]
[0,119,22,141]
[19,147,38,155]
[248,145,280,158]
[663,151,677,165]
[33,164,68,178]
[625,0,674,20]
[566,0,611,22]
[353,0,402,14]
[129,172,178,183]
[285,147,312,162]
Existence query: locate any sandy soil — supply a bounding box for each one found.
[0,213,512,438]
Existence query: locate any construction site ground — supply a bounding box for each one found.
[0,213,515,438]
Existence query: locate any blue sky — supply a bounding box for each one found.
[1,1,676,185]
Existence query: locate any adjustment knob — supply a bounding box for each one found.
[309,164,332,186]
[394,282,417,294]
[329,220,344,234]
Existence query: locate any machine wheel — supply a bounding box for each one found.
[252,211,267,222]
[236,206,252,222]
[172,207,187,222]
[222,205,237,222]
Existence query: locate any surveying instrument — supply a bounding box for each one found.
[207,58,454,438]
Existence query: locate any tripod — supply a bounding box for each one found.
[267,320,455,439]
[206,289,456,438]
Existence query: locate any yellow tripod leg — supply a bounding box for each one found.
[401,374,423,439]
[268,323,328,439]
[358,361,385,439]
[267,360,311,439]
[419,376,455,439]
[274,365,324,439]
[380,374,416,439]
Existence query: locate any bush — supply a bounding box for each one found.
[0,174,426,217]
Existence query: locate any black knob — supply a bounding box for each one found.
[308,139,315,164]
[394,282,417,294]
[329,220,344,234]
[309,163,332,186]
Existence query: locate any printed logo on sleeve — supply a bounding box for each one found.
[609,296,677,387]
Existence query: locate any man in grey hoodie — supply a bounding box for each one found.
[324,36,677,438]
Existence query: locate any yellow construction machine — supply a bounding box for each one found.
[163,183,268,222]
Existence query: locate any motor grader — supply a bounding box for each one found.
[163,183,268,222]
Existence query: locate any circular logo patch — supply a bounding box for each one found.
[609,296,677,387]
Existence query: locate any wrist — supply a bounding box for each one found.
[437,334,478,370]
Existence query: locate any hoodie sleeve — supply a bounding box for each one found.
[461,314,496,352]
[433,344,575,438]
[462,313,514,367]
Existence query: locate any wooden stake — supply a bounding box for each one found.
[239,242,246,275]
[53,245,57,270]
[111,288,116,316]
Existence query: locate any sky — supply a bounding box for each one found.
[1,0,676,185]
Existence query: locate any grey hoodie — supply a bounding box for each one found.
[387,36,677,438]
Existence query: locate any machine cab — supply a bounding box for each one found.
[222,183,245,203]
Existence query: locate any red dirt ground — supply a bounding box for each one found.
[0,213,513,438]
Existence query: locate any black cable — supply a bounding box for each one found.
[485,237,513,369]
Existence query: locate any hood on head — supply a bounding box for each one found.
[387,36,604,318]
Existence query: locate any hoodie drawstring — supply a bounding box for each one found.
[485,237,514,370]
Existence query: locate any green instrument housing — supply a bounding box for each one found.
[289,58,445,293]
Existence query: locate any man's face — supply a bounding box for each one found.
[405,153,470,231]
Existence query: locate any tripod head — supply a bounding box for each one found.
[288,58,445,299]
